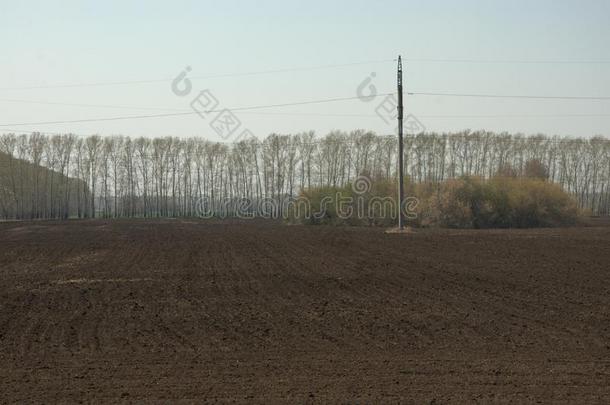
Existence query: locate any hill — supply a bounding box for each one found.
[0,151,89,220]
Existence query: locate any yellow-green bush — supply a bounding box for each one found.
[292,179,401,226]
[291,175,580,228]
[420,176,579,228]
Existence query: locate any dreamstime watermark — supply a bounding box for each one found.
[171,66,254,142]
[356,72,426,135]
[193,175,419,221]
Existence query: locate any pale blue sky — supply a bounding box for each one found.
[0,0,609,140]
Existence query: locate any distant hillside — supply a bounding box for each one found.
[0,151,89,220]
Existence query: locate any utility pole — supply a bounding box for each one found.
[397,55,405,230]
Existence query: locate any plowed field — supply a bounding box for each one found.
[1,219,609,403]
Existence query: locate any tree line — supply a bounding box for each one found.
[0,130,608,220]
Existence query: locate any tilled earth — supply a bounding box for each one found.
[0,219,609,403]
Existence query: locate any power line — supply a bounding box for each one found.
[2,57,607,92]
[4,86,610,116]
[0,93,395,127]
[402,58,610,64]
[2,111,610,136]
[0,98,184,112]
[0,59,395,91]
[237,112,610,118]
[407,92,610,100]
[3,93,610,120]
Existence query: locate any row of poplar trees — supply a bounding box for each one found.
[0,130,608,220]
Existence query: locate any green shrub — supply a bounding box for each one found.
[290,177,402,226]
[292,175,580,229]
[421,176,579,228]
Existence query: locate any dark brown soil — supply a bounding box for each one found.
[1,219,609,403]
